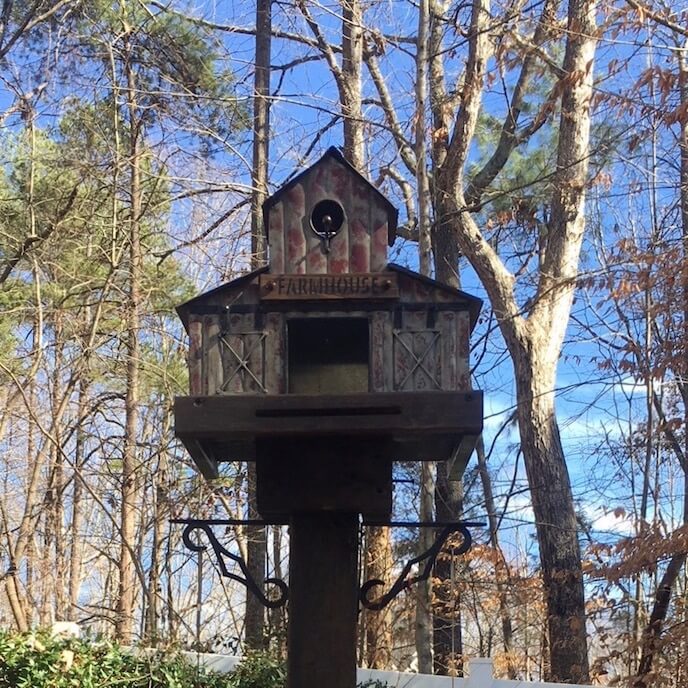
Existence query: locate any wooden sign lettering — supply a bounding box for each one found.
[259,273,399,300]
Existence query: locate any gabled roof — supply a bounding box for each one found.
[262,147,399,246]
[387,264,482,330]
[176,266,269,332]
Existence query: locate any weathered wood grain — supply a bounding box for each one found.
[285,184,307,273]
[204,316,223,395]
[268,202,285,273]
[349,177,371,272]
[246,331,266,393]
[457,310,470,389]
[263,312,284,394]
[440,311,458,390]
[304,161,329,274]
[371,311,393,393]
[287,512,359,688]
[188,316,203,396]
[370,215,389,272]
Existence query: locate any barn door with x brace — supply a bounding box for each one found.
[393,310,442,392]
[216,313,268,394]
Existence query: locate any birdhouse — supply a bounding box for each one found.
[175,147,483,521]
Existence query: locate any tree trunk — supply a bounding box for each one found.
[269,524,287,656]
[116,30,142,643]
[415,462,434,673]
[251,0,271,267]
[68,378,87,620]
[416,0,431,276]
[433,461,463,676]
[364,526,392,668]
[476,435,516,678]
[341,0,363,169]
[145,450,168,644]
[245,0,272,649]
[49,310,67,622]
[512,350,588,683]
[245,462,266,649]
[433,0,598,677]
[632,40,688,686]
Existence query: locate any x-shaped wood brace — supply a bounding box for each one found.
[394,330,441,390]
[219,332,267,393]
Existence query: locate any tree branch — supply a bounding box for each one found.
[0,184,79,285]
[364,49,416,174]
[466,0,560,207]
[625,0,688,37]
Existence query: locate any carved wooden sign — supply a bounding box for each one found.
[259,273,399,300]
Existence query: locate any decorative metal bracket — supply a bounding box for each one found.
[172,519,288,609]
[359,520,483,611]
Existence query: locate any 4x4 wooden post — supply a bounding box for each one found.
[288,512,359,687]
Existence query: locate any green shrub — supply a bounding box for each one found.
[0,630,230,688]
[0,632,388,688]
[227,651,285,688]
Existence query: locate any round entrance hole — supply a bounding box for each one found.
[310,199,345,240]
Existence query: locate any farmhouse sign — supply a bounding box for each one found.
[173,146,484,688]
[259,272,399,300]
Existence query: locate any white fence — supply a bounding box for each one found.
[183,652,595,688]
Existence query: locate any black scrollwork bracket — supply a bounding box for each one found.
[360,520,484,611]
[172,519,288,609]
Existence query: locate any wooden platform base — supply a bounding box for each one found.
[174,390,482,480]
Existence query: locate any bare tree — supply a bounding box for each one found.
[244,0,273,651]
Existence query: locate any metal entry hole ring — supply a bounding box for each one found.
[310,199,345,241]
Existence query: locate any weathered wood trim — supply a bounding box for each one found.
[371,311,393,393]
[264,312,285,393]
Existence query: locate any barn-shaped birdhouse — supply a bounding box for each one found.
[175,147,483,521]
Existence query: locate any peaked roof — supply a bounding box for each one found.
[176,265,269,333]
[262,147,399,246]
[387,263,482,329]
[175,263,482,332]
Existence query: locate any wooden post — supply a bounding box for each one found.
[288,512,359,688]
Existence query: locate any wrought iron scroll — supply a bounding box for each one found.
[359,521,482,611]
[174,519,288,609]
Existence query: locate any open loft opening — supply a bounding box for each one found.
[287,317,369,394]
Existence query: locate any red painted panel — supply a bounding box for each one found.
[285,184,307,274]
[371,219,388,272]
[268,204,285,273]
[349,218,370,272]
[307,243,327,273]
